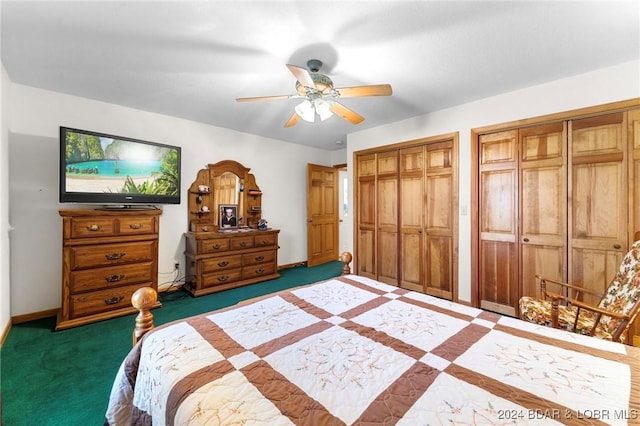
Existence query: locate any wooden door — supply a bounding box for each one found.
[306,164,339,267]
[356,154,377,278]
[519,123,567,300]
[424,141,455,299]
[629,109,640,343]
[569,113,628,305]
[376,151,399,285]
[399,146,425,292]
[478,130,519,316]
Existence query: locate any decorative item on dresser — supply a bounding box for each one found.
[56,208,162,330]
[184,160,280,296]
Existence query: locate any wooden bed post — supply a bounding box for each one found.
[339,251,352,275]
[131,287,158,346]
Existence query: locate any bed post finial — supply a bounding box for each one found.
[339,251,352,275]
[131,287,157,346]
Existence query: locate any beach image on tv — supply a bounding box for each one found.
[64,130,179,196]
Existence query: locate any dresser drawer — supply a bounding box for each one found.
[242,262,276,279]
[254,233,277,247]
[70,261,154,293]
[70,283,143,318]
[230,236,254,250]
[201,255,242,273]
[118,216,156,236]
[202,269,242,289]
[243,250,276,266]
[69,241,155,269]
[199,238,230,253]
[69,217,116,238]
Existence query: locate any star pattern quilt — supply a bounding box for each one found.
[105,275,640,425]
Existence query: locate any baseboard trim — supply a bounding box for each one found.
[11,308,58,325]
[1,321,11,346]
[279,261,308,270]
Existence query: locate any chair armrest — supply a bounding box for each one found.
[567,299,628,320]
[536,275,605,300]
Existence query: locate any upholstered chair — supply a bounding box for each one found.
[519,240,640,343]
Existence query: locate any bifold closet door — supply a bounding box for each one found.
[424,141,455,299]
[376,151,400,285]
[399,146,425,292]
[478,130,519,316]
[356,154,376,279]
[519,123,567,300]
[569,113,628,306]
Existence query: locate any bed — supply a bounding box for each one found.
[105,273,640,425]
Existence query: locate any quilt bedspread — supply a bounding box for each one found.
[105,275,640,425]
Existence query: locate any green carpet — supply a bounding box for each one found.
[1,261,343,425]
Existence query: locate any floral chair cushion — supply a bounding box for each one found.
[519,240,640,343]
[597,241,640,335]
[518,296,607,338]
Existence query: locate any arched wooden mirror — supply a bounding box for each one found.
[188,160,262,232]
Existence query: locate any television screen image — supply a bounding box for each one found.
[60,127,181,205]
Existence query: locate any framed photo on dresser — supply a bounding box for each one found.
[219,204,238,229]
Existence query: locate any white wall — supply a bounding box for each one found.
[7,84,339,316]
[346,60,640,303]
[1,65,11,334]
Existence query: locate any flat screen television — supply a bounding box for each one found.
[59,126,181,206]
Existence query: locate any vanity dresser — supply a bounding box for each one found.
[184,160,280,296]
[57,208,162,330]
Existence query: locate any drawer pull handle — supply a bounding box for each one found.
[202,226,210,232]
[614,243,622,249]
[261,240,270,245]
[212,243,221,250]
[217,261,229,267]
[105,274,125,282]
[523,237,530,242]
[104,296,124,305]
[255,256,264,261]
[87,224,102,232]
[105,252,125,261]
[129,223,142,230]
[255,268,265,275]
[239,241,247,247]
[217,275,229,282]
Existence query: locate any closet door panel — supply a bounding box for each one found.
[631,109,640,240]
[628,108,640,342]
[400,147,424,292]
[479,131,518,315]
[519,123,567,302]
[377,152,399,285]
[356,155,376,278]
[426,236,452,299]
[480,240,518,316]
[425,142,454,298]
[569,113,627,302]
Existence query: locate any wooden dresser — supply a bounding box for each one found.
[184,160,280,296]
[57,208,162,330]
[184,229,280,296]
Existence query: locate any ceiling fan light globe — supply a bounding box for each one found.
[295,100,315,123]
[314,99,333,121]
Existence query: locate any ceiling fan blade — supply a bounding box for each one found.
[236,94,293,102]
[336,84,392,98]
[329,101,365,125]
[286,64,316,89]
[284,112,300,128]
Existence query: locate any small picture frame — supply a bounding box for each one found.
[219,204,238,229]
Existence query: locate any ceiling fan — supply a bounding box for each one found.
[236,59,392,128]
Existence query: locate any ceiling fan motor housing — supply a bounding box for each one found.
[307,59,323,73]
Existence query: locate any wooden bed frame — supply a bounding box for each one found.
[131,251,353,346]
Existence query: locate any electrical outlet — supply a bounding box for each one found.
[174,261,180,270]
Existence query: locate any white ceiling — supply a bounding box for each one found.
[2,1,639,151]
